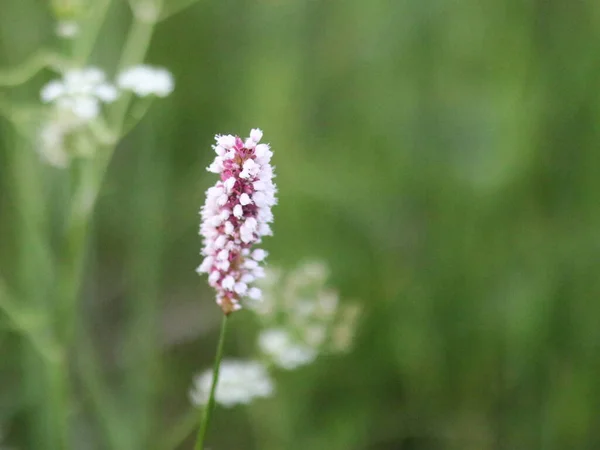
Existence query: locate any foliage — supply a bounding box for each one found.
[0,0,599,449]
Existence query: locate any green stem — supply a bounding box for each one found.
[58,158,101,345]
[120,96,155,137]
[73,0,114,64]
[0,50,66,85]
[59,0,161,351]
[55,0,157,408]
[194,316,229,450]
[110,19,156,132]
[7,123,67,449]
[0,279,60,362]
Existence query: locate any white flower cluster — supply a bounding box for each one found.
[56,20,79,38]
[258,328,317,370]
[38,118,79,168]
[38,64,174,167]
[189,359,274,408]
[117,65,174,98]
[189,262,359,409]
[251,261,361,370]
[197,129,277,314]
[41,67,118,122]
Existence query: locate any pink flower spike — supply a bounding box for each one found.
[198,128,277,315]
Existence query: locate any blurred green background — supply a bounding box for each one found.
[1,0,600,449]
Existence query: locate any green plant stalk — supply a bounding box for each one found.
[7,127,68,450]
[0,2,161,447]
[59,8,161,341]
[194,316,229,450]
[58,0,164,332]
[0,279,60,361]
[73,0,114,64]
[59,0,162,325]
[0,50,66,85]
[58,158,101,345]
[11,4,117,447]
[58,0,162,355]
[110,19,157,132]
[120,96,155,136]
[18,3,170,448]
[55,8,164,448]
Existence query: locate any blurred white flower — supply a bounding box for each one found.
[330,303,361,353]
[297,261,330,283]
[189,359,274,408]
[38,120,71,168]
[250,261,361,363]
[117,65,174,97]
[304,324,327,347]
[56,20,79,38]
[41,67,118,121]
[258,328,317,370]
[37,103,95,168]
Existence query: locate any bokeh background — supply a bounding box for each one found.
[1,0,600,449]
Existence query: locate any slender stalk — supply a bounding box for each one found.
[0,50,65,85]
[110,17,156,132]
[73,0,114,64]
[57,0,162,362]
[59,7,162,316]
[0,279,60,362]
[6,123,67,449]
[58,2,163,336]
[58,158,100,345]
[0,277,67,450]
[53,7,162,447]
[194,316,229,450]
[22,9,163,449]
[120,96,155,137]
